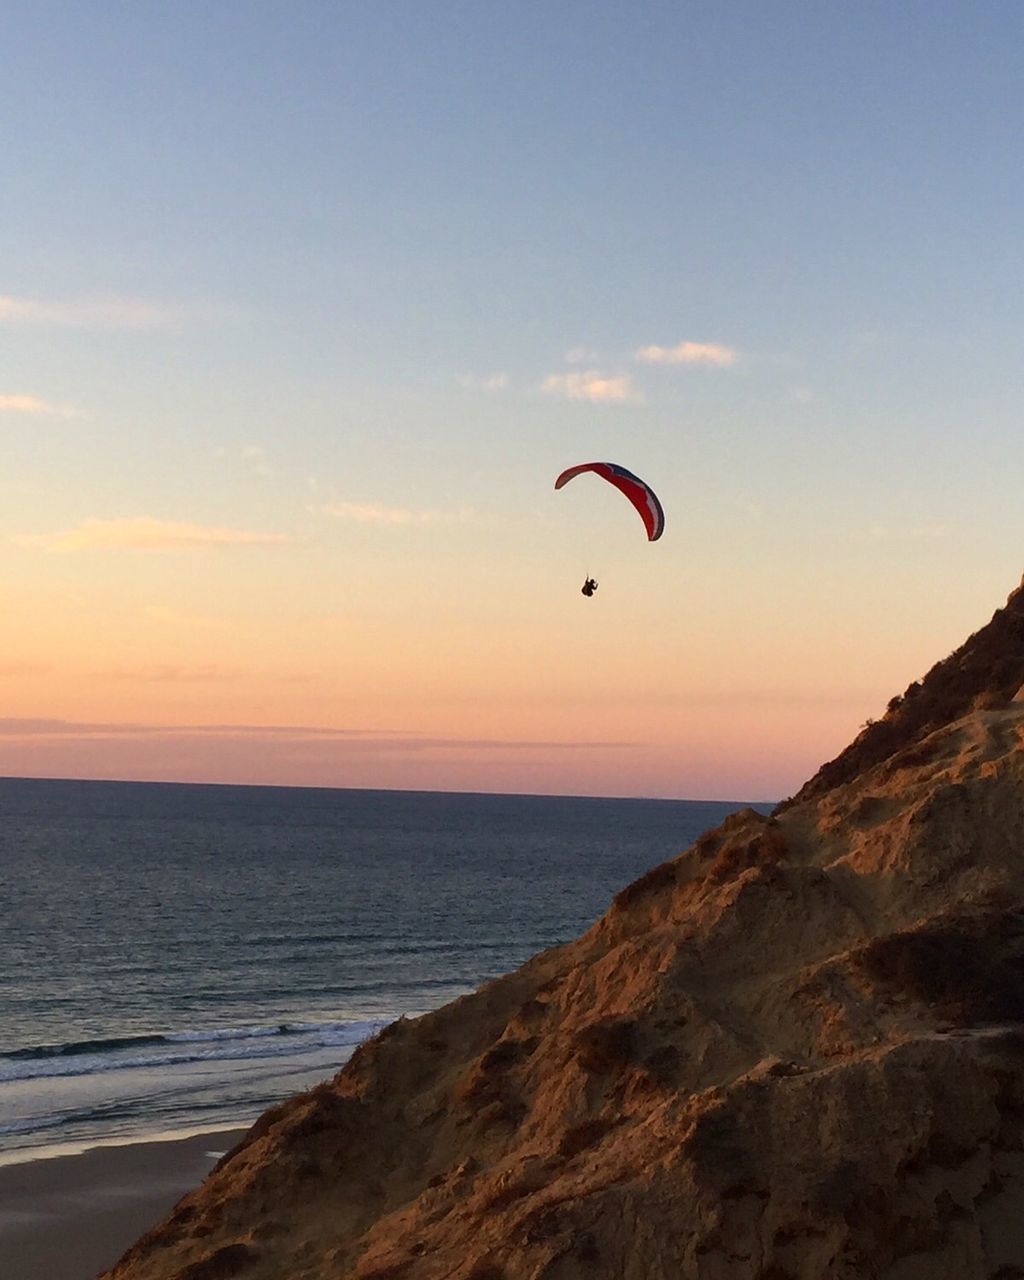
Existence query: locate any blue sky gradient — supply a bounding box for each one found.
[4,3,1024,797]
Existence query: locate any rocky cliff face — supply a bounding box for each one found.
[106,582,1024,1280]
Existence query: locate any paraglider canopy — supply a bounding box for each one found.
[554,462,664,541]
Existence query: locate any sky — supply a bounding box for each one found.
[4,1,1024,800]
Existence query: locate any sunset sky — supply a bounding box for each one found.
[4,3,1024,800]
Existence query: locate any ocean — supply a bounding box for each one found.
[0,777,769,1166]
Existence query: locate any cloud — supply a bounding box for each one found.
[0,716,632,752]
[734,498,764,520]
[241,445,273,477]
[0,294,178,330]
[860,523,952,544]
[90,662,316,684]
[13,517,290,552]
[458,372,508,391]
[320,502,472,526]
[541,370,641,403]
[0,393,74,417]
[635,340,738,366]
[100,664,243,683]
[564,346,598,364]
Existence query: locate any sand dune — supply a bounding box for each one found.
[104,578,1024,1279]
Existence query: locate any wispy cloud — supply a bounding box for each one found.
[242,445,273,477]
[100,664,243,683]
[860,523,953,544]
[214,444,272,477]
[89,662,315,684]
[0,393,75,417]
[0,716,632,751]
[564,346,598,365]
[541,370,641,403]
[0,661,52,677]
[13,517,290,552]
[0,718,314,738]
[458,372,509,391]
[0,294,178,331]
[320,502,472,526]
[635,340,738,366]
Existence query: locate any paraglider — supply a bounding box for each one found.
[554,462,664,541]
[555,462,663,596]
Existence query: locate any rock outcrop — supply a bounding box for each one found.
[105,580,1024,1280]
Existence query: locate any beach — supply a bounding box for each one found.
[0,1130,246,1280]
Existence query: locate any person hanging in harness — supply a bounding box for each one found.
[581,577,598,597]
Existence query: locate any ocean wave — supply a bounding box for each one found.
[0,1114,54,1137]
[0,1018,386,1084]
[0,1093,239,1142]
[6,1033,170,1061]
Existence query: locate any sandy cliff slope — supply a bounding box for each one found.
[105,582,1024,1280]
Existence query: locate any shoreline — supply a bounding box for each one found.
[0,1127,248,1280]
[0,1120,254,1171]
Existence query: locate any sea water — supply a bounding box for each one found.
[0,778,770,1164]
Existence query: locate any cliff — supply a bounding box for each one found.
[104,581,1024,1280]
[776,571,1024,811]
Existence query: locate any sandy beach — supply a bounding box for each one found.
[0,1129,247,1280]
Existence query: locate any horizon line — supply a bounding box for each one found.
[0,772,779,808]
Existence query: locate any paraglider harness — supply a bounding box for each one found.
[581,577,598,597]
